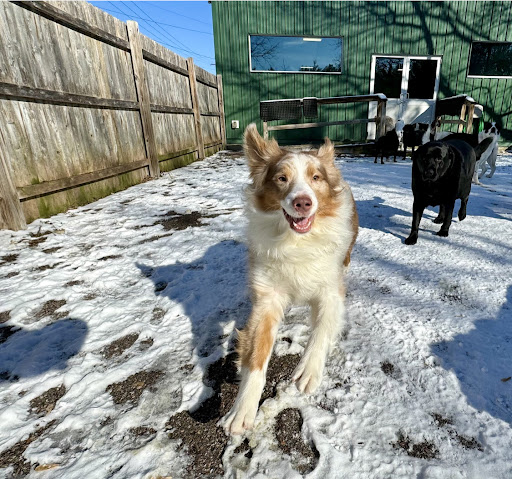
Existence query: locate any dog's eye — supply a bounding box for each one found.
[278,176,287,182]
[312,175,320,181]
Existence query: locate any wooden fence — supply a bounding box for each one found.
[0,1,226,230]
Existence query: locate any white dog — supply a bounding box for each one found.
[220,124,358,435]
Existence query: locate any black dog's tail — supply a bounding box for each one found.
[474,137,494,160]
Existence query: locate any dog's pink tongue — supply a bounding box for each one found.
[290,215,313,233]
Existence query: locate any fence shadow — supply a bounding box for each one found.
[431,284,512,425]
[137,240,250,361]
[357,196,411,240]
[0,318,88,382]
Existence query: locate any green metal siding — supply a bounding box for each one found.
[213,1,512,145]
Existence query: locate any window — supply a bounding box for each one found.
[249,35,342,73]
[468,42,512,77]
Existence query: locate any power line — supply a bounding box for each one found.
[104,3,214,61]
[148,1,212,26]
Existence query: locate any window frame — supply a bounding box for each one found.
[248,34,343,74]
[467,41,512,79]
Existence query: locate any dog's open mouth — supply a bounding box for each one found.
[283,209,315,234]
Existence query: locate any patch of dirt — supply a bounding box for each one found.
[139,338,154,351]
[0,420,56,476]
[154,210,223,232]
[64,280,84,287]
[98,255,122,261]
[0,311,10,324]
[34,263,62,272]
[275,408,319,474]
[42,247,61,254]
[106,370,164,405]
[128,426,157,437]
[102,333,140,359]
[233,438,253,458]
[165,353,238,477]
[261,354,301,403]
[137,233,174,245]
[34,300,67,320]
[165,353,300,477]
[391,431,439,459]
[27,236,47,248]
[431,413,483,451]
[4,272,19,278]
[154,281,168,293]
[83,293,98,301]
[29,385,66,416]
[381,361,395,376]
[0,254,18,265]
[151,308,166,324]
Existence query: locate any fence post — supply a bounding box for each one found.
[187,57,205,160]
[376,98,387,139]
[126,20,160,177]
[216,74,226,148]
[0,144,26,231]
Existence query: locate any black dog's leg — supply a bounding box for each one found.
[403,144,407,160]
[405,201,425,245]
[458,197,468,221]
[374,154,378,164]
[381,154,384,165]
[433,205,446,224]
[436,202,455,237]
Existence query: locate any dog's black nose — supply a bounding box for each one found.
[293,196,312,215]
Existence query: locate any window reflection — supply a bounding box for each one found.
[374,57,403,98]
[469,42,512,77]
[250,35,342,73]
[408,59,437,99]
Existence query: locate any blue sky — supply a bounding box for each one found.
[88,1,216,73]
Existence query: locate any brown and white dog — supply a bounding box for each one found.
[220,124,358,435]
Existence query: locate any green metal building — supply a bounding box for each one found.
[212,1,512,146]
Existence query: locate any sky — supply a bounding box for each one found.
[88,1,216,74]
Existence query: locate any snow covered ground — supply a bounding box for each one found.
[0,151,511,479]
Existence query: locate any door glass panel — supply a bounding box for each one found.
[374,57,403,99]
[408,59,437,99]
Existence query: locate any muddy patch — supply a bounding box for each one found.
[431,413,483,451]
[165,353,300,477]
[34,300,68,320]
[0,311,10,324]
[106,370,164,406]
[64,280,84,287]
[139,337,154,351]
[29,385,66,416]
[34,263,62,272]
[391,430,439,459]
[0,420,56,476]
[0,254,19,265]
[101,333,139,359]
[275,408,319,474]
[151,307,166,324]
[156,210,206,231]
[165,353,238,477]
[4,272,19,279]
[98,254,122,261]
[261,354,301,403]
[42,247,61,254]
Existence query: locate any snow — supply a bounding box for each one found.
[1,151,511,479]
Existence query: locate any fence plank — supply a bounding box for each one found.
[11,1,130,51]
[17,158,149,200]
[187,57,205,160]
[0,142,26,230]
[217,74,226,147]
[126,20,160,177]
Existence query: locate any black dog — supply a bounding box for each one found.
[403,123,429,159]
[374,129,399,164]
[405,137,493,245]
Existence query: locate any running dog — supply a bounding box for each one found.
[221,124,358,434]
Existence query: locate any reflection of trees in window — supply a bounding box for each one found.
[469,42,512,76]
[250,36,279,70]
[250,35,342,73]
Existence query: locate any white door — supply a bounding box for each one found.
[368,55,442,139]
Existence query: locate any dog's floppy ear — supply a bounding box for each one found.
[244,123,282,173]
[317,137,335,164]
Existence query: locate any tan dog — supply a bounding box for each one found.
[220,124,358,435]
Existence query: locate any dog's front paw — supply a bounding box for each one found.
[292,358,324,394]
[436,229,449,237]
[404,233,418,245]
[432,216,444,224]
[219,401,258,436]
